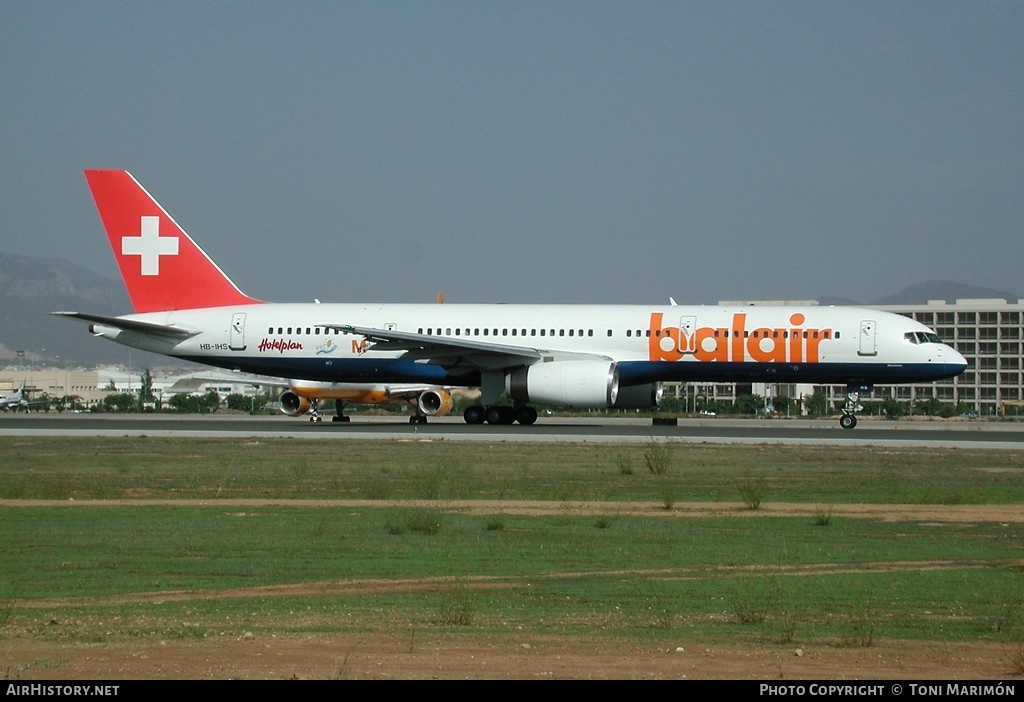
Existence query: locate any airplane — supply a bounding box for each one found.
[191,372,455,423]
[0,381,45,412]
[54,169,968,429]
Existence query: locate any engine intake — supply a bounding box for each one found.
[279,391,312,417]
[417,389,454,416]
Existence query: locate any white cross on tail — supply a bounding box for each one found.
[121,216,179,276]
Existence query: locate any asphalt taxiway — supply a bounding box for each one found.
[1,413,1022,448]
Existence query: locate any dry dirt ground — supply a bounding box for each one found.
[4,500,1024,681]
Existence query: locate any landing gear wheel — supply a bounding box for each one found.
[485,406,515,425]
[840,387,865,430]
[463,405,486,425]
[409,415,428,425]
[514,406,538,425]
[332,415,351,423]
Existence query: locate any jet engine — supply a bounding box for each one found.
[279,391,313,417]
[417,389,454,416]
[613,382,664,409]
[506,361,619,408]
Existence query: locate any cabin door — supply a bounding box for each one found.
[858,320,877,357]
[230,313,247,351]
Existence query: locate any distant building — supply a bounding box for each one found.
[0,368,267,410]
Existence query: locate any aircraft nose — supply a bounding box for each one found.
[947,346,968,375]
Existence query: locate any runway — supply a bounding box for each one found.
[2,413,1022,448]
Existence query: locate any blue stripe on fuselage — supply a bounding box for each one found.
[617,361,963,386]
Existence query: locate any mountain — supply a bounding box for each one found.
[1,252,1020,368]
[0,252,134,366]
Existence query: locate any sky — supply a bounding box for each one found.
[2,1,1022,306]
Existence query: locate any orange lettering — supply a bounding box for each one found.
[647,311,831,364]
[747,328,787,363]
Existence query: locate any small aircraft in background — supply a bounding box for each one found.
[0,381,46,412]
[193,373,456,423]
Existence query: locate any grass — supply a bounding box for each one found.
[3,437,1024,504]
[0,437,1022,649]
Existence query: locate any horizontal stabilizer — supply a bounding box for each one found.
[51,312,199,339]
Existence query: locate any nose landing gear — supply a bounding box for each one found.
[840,387,866,429]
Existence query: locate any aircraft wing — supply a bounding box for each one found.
[191,372,441,400]
[327,324,611,366]
[51,312,199,340]
[189,372,290,389]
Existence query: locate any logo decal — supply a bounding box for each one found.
[258,338,304,353]
[647,312,833,364]
[121,216,179,276]
[315,339,339,355]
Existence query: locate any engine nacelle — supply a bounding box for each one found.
[506,361,619,408]
[417,389,454,416]
[614,382,664,409]
[279,391,312,417]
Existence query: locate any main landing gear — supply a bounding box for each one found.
[308,400,353,423]
[839,387,865,429]
[310,401,428,424]
[331,402,350,423]
[308,399,325,423]
[463,404,538,425]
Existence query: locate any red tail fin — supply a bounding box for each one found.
[84,170,261,313]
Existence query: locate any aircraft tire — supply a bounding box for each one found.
[463,405,486,424]
[485,406,515,425]
[839,414,857,429]
[515,406,538,425]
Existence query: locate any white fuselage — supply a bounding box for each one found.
[92,302,966,391]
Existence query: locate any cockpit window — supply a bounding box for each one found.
[904,331,944,345]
